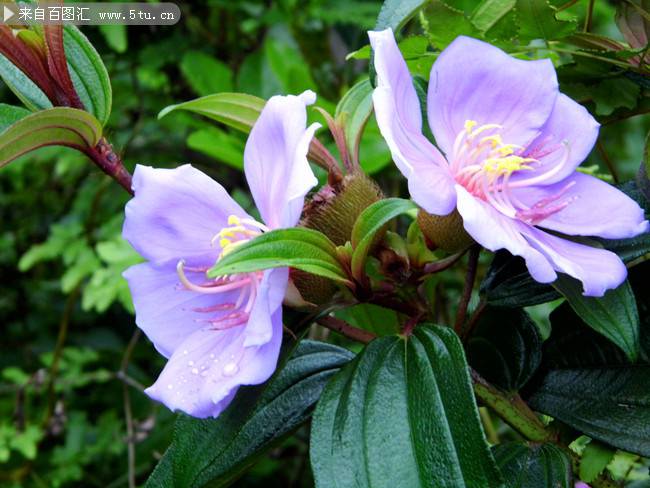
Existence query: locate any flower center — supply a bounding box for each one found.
[451,120,575,224]
[175,215,270,330]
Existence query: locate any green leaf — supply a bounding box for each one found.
[0,107,102,169]
[375,0,428,30]
[579,440,615,483]
[206,228,351,285]
[159,93,265,133]
[186,126,244,169]
[423,0,482,48]
[350,198,417,278]
[98,24,128,53]
[554,275,640,361]
[310,325,503,488]
[335,78,373,167]
[480,251,560,307]
[63,26,112,126]
[467,307,542,391]
[146,340,353,488]
[516,0,577,41]
[470,0,516,32]
[180,51,234,97]
[0,103,30,133]
[0,54,52,111]
[492,442,572,488]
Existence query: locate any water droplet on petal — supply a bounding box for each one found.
[188,360,194,366]
[183,350,188,355]
[167,384,173,390]
[191,368,199,375]
[222,362,239,377]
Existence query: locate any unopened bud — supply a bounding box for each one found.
[417,208,473,253]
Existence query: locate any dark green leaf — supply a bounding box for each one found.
[146,340,353,488]
[554,275,640,362]
[467,307,542,391]
[492,442,572,488]
[350,198,417,279]
[375,0,428,30]
[579,440,615,483]
[480,251,560,307]
[0,107,102,169]
[0,103,30,133]
[159,92,265,133]
[63,26,112,126]
[311,325,503,488]
[206,228,351,285]
[423,0,482,48]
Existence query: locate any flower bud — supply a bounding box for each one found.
[293,173,383,304]
[417,208,473,253]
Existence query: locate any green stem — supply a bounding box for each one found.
[471,369,554,443]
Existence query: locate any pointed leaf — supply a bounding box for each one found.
[206,228,351,285]
[0,107,102,169]
[0,104,30,133]
[335,78,373,167]
[350,198,417,279]
[579,440,615,483]
[554,275,640,361]
[158,93,265,133]
[375,0,428,30]
[311,324,503,488]
[146,340,354,488]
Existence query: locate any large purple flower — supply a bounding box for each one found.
[370,29,648,296]
[122,91,319,418]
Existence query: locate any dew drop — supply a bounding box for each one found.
[191,368,199,375]
[222,362,239,377]
[183,350,188,355]
[188,360,194,366]
[167,384,173,390]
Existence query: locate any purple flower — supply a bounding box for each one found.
[575,483,591,488]
[370,29,648,296]
[122,91,319,418]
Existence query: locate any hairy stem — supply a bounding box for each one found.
[85,138,133,195]
[471,369,554,443]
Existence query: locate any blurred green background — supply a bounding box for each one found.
[0,0,647,486]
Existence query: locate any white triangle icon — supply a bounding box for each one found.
[3,5,14,22]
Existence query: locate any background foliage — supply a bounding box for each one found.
[0,0,648,486]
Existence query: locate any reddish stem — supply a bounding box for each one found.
[85,138,133,195]
[454,245,480,335]
[317,315,376,344]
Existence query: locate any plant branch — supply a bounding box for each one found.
[471,369,554,443]
[421,250,465,275]
[316,315,376,344]
[596,141,620,183]
[120,329,141,488]
[454,245,480,334]
[85,138,133,195]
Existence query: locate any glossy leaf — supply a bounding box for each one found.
[480,251,560,307]
[375,0,428,30]
[159,92,265,133]
[311,325,503,488]
[350,198,417,279]
[63,26,112,126]
[424,0,482,47]
[180,51,234,96]
[335,78,373,167]
[467,307,542,391]
[554,275,640,361]
[0,107,102,169]
[146,340,354,488]
[470,0,516,32]
[206,228,351,285]
[492,442,572,488]
[0,104,30,133]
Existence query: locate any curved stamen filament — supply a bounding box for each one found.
[177,260,252,294]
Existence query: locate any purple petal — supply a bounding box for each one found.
[145,307,283,418]
[427,36,558,156]
[455,186,556,283]
[517,224,628,296]
[369,28,456,215]
[513,172,649,239]
[244,91,319,229]
[244,267,289,347]
[123,260,241,358]
[123,165,248,266]
[513,94,600,186]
